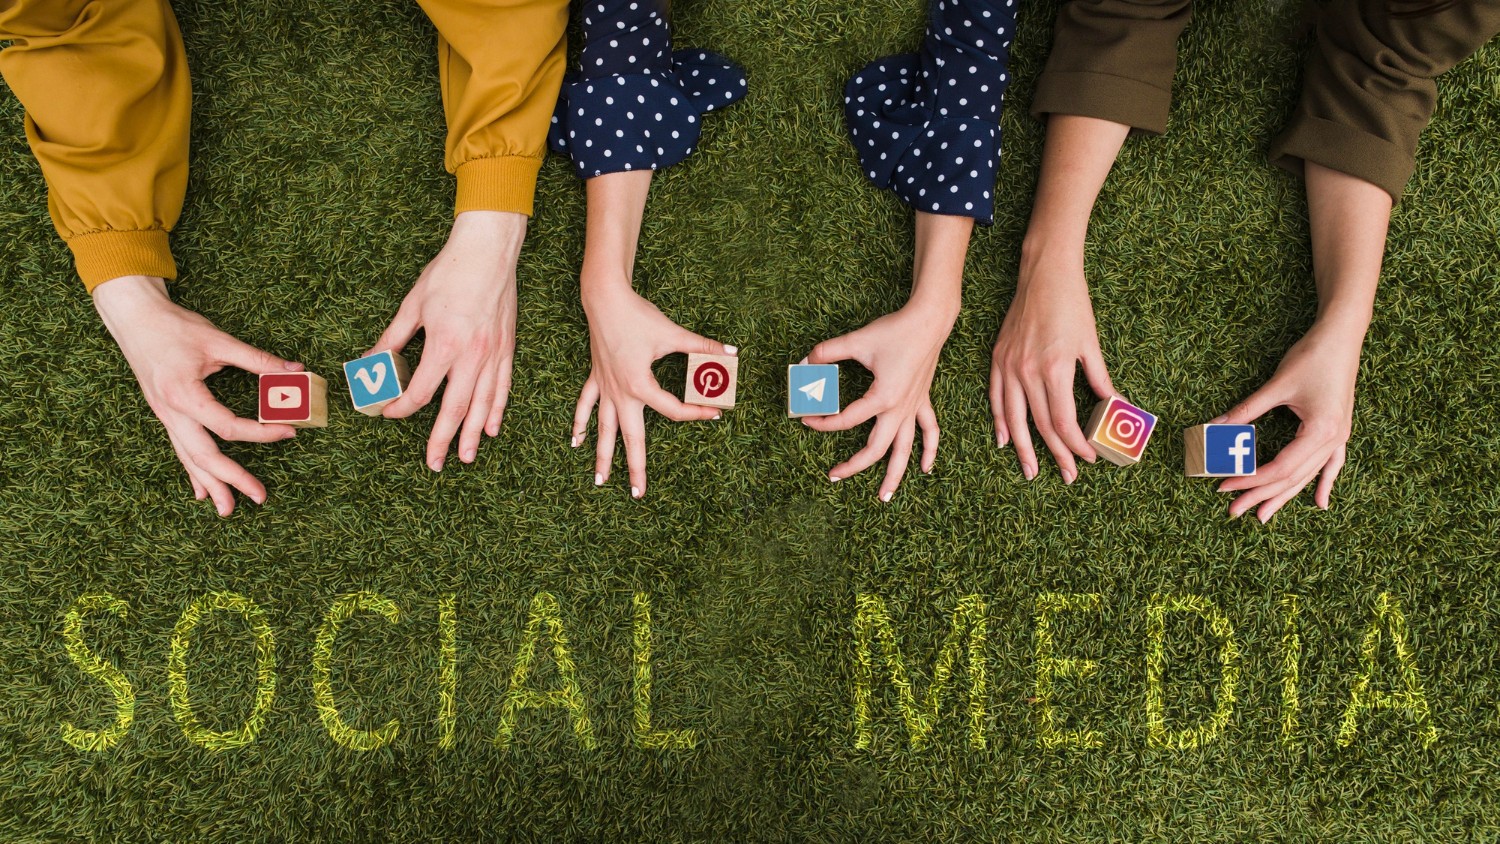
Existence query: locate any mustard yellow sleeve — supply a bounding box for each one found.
[0,0,189,292]
[417,0,569,218]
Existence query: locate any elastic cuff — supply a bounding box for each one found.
[1030,70,1173,136]
[67,229,177,293]
[1269,111,1413,204]
[454,156,544,217]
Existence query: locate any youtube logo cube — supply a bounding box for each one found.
[258,372,329,428]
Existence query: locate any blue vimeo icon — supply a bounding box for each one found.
[1204,424,1256,476]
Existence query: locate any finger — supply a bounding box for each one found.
[594,400,619,486]
[1256,466,1323,523]
[1048,366,1098,465]
[214,336,301,375]
[1004,377,1037,480]
[829,416,899,482]
[642,385,721,422]
[572,377,601,448]
[806,335,860,366]
[620,404,648,499]
[1224,439,1328,518]
[1213,381,1285,425]
[1314,445,1347,510]
[382,353,450,419]
[423,362,479,471]
[457,358,498,464]
[1025,378,1078,483]
[878,419,917,502]
[800,394,879,432]
[1081,346,1115,400]
[989,362,1009,448]
[368,298,422,357]
[175,423,267,513]
[676,329,736,358]
[918,402,939,474]
[487,354,514,437]
[178,382,296,443]
[167,427,216,506]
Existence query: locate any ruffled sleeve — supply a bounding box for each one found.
[549,0,747,179]
[844,0,1016,224]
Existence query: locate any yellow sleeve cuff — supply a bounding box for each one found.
[454,156,543,218]
[67,229,177,292]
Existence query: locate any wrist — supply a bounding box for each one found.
[449,210,527,262]
[92,275,172,327]
[903,289,961,333]
[1017,236,1086,294]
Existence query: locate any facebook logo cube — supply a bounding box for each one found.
[1185,424,1256,477]
[787,364,840,418]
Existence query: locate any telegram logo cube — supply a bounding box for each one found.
[258,372,328,428]
[343,350,411,416]
[787,364,840,418]
[1184,423,1257,477]
[1083,395,1158,466]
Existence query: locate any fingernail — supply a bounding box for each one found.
[282,430,297,440]
[1210,415,1228,424]
[1259,512,1271,525]
[571,434,581,448]
[829,475,841,483]
[713,413,722,421]
[252,493,266,505]
[724,345,738,355]
[463,448,476,462]
[284,361,301,371]
[431,459,444,472]
[1023,464,1036,481]
[594,473,604,486]
[631,486,642,499]
[880,491,893,503]
[797,357,809,365]
[1063,468,1076,485]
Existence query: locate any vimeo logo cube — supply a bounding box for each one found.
[344,350,411,416]
[1184,424,1256,477]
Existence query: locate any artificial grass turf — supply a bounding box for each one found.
[2,0,1499,838]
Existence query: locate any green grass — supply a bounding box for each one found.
[3,0,1499,840]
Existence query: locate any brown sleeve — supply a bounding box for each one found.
[0,0,189,291]
[1269,0,1500,203]
[1029,0,1195,136]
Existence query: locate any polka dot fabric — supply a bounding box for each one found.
[845,0,1016,223]
[549,0,747,179]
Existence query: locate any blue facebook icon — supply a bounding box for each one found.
[1204,425,1256,476]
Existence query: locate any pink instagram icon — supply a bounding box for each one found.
[1085,396,1158,466]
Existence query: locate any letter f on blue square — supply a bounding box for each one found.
[1204,425,1256,476]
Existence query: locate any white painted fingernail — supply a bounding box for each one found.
[571,434,580,448]
[631,486,642,498]
[713,413,722,420]
[724,345,738,355]
[594,473,604,486]
[880,491,893,503]
[829,475,841,483]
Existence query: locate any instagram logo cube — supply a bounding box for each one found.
[1083,396,1158,466]
[1184,424,1257,477]
[684,353,738,410]
[258,372,329,428]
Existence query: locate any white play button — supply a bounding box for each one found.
[798,378,826,403]
[268,386,303,408]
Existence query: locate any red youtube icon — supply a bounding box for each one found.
[258,372,327,427]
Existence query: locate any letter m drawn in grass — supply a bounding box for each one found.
[853,593,987,751]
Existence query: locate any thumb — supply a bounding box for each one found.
[1213,380,1284,425]
[1081,347,1115,400]
[805,334,858,366]
[217,334,301,375]
[677,328,736,357]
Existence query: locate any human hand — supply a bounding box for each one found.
[92,275,300,516]
[370,210,524,472]
[800,300,955,501]
[989,256,1113,483]
[572,281,729,498]
[1213,319,1365,522]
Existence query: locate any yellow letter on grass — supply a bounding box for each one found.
[1034,593,1103,749]
[1144,594,1240,750]
[167,592,277,751]
[313,591,402,751]
[59,594,135,751]
[495,593,595,750]
[1338,592,1438,748]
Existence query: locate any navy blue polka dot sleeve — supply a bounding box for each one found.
[845,0,1017,223]
[548,0,747,179]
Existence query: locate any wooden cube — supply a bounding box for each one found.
[1083,395,1158,466]
[684,353,738,410]
[787,364,840,418]
[343,350,411,416]
[1184,423,1257,477]
[258,372,328,428]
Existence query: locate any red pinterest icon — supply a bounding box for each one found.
[693,361,730,398]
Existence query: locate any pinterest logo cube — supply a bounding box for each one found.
[258,372,329,428]
[1084,396,1158,466]
[684,353,738,410]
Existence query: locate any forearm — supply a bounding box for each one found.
[1305,162,1388,340]
[909,212,972,325]
[580,171,655,299]
[1018,115,1131,284]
